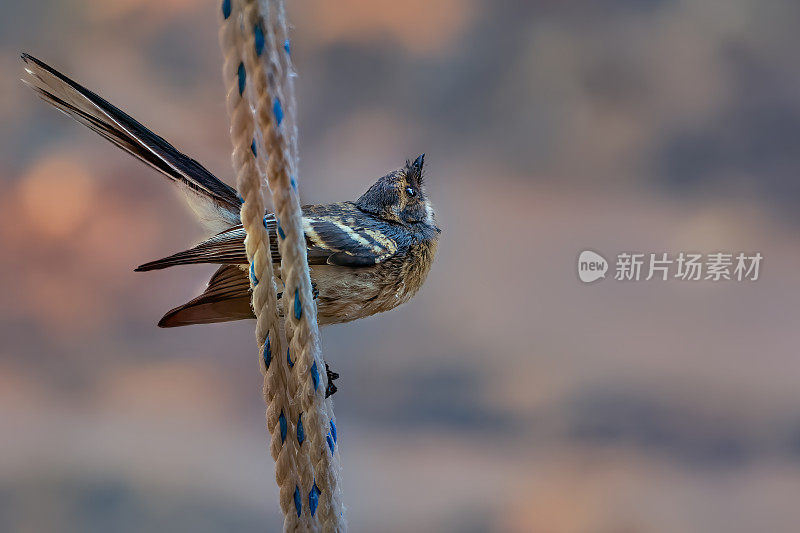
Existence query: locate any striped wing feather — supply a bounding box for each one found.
[136,208,398,272]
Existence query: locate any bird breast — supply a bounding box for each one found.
[310,237,438,325]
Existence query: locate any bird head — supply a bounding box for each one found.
[356,154,435,227]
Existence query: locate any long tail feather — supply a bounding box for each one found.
[21,53,242,230]
[157,264,316,327]
[158,265,254,327]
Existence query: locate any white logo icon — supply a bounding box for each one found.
[578,250,608,283]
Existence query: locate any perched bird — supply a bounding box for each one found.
[20,53,440,324]
[22,53,440,395]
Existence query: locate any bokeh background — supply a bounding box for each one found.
[3,1,800,531]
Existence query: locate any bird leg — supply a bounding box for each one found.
[325,362,339,397]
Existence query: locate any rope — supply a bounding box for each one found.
[220,1,345,530]
[218,1,308,530]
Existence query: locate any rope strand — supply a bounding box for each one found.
[218,2,308,530]
[220,0,345,530]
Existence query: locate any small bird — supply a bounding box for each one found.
[22,53,440,395]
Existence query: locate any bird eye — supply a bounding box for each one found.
[406,187,417,197]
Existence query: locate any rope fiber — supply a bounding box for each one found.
[218,1,345,530]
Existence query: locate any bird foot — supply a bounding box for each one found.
[325,363,339,398]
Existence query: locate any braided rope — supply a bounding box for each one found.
[218,1,309,530]
[221,0,345,530]
[272,0,300,178]
[239,1,317,524]
[241,1,345,529]
[265,7,341,497]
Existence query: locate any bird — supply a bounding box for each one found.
[21,53,440,396]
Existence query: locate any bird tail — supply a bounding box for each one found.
[158,265,255,327]
[20,53,242,231]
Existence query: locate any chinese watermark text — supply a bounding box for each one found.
[578,251,762,283]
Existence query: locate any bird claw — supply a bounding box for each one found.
[325,362,339,397]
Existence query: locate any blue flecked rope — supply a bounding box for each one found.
[222,0,344,527]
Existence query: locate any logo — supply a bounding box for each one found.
[578,250,608,283]
[577,250,762,283]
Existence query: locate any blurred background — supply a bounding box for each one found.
[3,1,800,531]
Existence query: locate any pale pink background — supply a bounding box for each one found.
[3,1,800,531]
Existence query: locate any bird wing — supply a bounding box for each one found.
[21,53,242,232]
[136,212,398,271]
[136,226,250,271]
[303,216,398,266]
